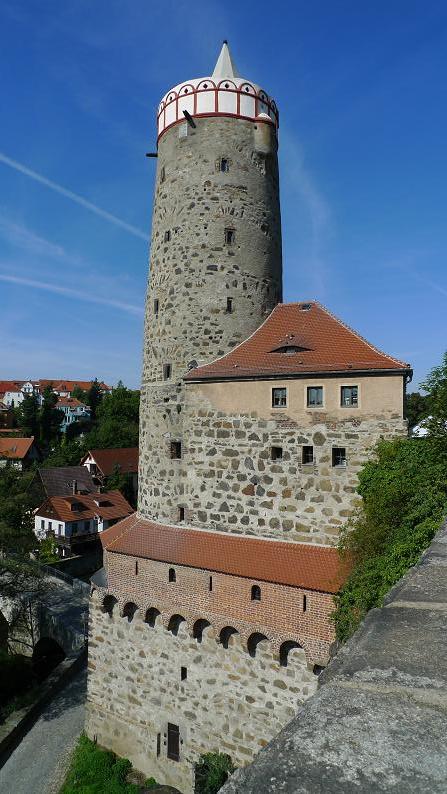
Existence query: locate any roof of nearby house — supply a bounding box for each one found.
[185,302,412,382]
[0,436,37,460]
[82,447,138,476]
[0,380,23,394]
[37,467,98,498]
[35,490,134,523]
[100,514,350,593]
[56,396,90,409]
[39,379,111,392]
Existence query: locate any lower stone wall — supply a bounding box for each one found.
[86,591,319,793]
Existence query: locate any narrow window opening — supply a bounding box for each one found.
[271,446,283,461]
[160,165,165,183]
[303,594,307,612]
[226,297,233,313]
[163,363,172,380]
[302,445,314,465]
[170,441,182,459]
[181,666,187,681]
[220,158,229,172]
[272,387,287,408]
[164,230,171,243]
[224,228,235,245]
[167,723,180,761]
[332,447,347,467]
[135,560,139,575]
[154,298,159,316]
[156,733,161,757]
[168,567,176,583]
[178,506,185,522]
[251,584,261,601]
[209,576,213,592]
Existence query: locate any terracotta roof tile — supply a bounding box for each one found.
[0,436,36,460]
[101,514,350,593]
[82,447,138,476]
[185,302,412,381]
[56,396,89,409]
[35,490,134,523]
[39,379,111,392]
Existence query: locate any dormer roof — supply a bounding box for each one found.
[185,302,412,382]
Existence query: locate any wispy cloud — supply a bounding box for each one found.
[0,152,148,240]
[0,273,143,315]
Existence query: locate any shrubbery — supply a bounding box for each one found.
[195,752,235,794]
[60,734,140,793]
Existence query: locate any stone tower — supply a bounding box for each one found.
[139,42,283,521]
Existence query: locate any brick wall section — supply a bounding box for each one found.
[86,589,319,793]
[105,550,335,662]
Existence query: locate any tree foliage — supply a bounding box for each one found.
[405,391,429,430]
[195,752,235,794]
[0,466,36,555]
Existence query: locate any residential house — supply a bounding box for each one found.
[81,447,138,499]
[0,401,14,429]
[39,379,111,397]
[34,489,133,557]
[0,437,41,469]
[56,396,91,432]
[29,466,98,505]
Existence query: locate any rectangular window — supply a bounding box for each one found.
[209,576,213,592]
[302,445,314,465]
[341,386,358,407]
[332,447,347,467]
[226,297,233,313]
[181,666,187,681]
[271,446,283,460]
[220,158,229,172]
[156,733,161,757]
[58,524,63,536]
[164,230,171,243]
[41,519,44,529]
[224,228,235,245]
[170,441,182,459]
[160,165,165,183]
[178,122,188,138]
[48,521,52,531]
[303,594,307,612]
[307,386,323,407]
[178,506,185,522]
[272,387,287,408]
[167,723,180,761]
[154,298,159,316]
[163,363,172,380]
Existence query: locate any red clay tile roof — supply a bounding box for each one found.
[39,379,111,392]
[0,436,36,460]
[101,514,350,593]
[35,490,134,523]
[56,396,89,409]
[82,447,138,476]
[0,381,23,394]
[185,302,412,381]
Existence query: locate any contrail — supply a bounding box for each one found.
[0,152,149,241]
[0,273,144,316]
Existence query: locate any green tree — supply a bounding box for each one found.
[38,386,64,446]
[72,385,88,403]
[86,379,103,422]
[18,394,39,437]
[0,467,36,555]
[422,351,447,439]
[195,752,235,794]
[405,391,430,430]
[87,385,139,449]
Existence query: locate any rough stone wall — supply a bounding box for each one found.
[139,116,282,522]
[105,552,336,663]
[86,590,318,794]
[176,391,408,546]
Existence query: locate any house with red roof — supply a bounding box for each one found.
[0,436,41,470]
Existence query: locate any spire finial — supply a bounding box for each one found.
[212,41,239,80]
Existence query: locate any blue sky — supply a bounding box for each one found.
[1,1,446,388]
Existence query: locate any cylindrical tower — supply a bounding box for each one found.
[139,42,283,521]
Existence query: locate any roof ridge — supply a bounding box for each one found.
[313,300,410,368]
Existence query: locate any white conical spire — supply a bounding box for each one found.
[212,40,239,80]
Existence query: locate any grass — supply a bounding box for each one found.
[60,734,158,793]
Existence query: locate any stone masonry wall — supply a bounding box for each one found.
[176,390,408,546]
[139,116,282,523]
[86,589,319,794]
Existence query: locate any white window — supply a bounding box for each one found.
[307,386,323,407]
[341,386,358,407]
[272,387,287,408]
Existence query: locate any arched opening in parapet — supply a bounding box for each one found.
[219,626,238,649]
[167,614,186,636]
[102,595,118,616]
[122,602,138,622]
[247,632,268,658]
[193,618,211,643]
[0,610,8,650]
[145,607,161,628]
[279,640,303,667]
[32,637,66,681]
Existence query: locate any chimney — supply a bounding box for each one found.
[72,479,78,495]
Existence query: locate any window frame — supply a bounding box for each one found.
[306,385,324,408]
[272,387,287,409]
[164,229,171,243]
[332,447,347,468]
[167,722,180,761]
[340,385,359,408]
[163,363,172,381]
[224,227,235,245]
[302,445,314,465]
[170,441,182,459]
[271,446,283,461]
[251,584,261,602]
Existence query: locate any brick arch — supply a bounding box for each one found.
[122,602,139,622]
[219,625,239,649]
[192,618,212,643]
[167,614,187,636]
[144,607,162,627]
[279,640,303,666]
[102,594,119,616]
[247,632,269,658]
